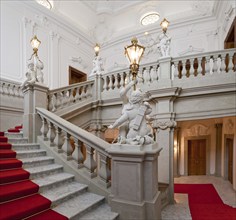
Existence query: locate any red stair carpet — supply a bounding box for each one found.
[0,130,68,220]
[175,183,236,220]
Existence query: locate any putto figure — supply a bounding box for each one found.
[109,80,154,145]
[90,56,104,76]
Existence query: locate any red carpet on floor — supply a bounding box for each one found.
[0,130,68,220]
[175,183,236,220]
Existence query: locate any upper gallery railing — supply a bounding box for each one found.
[0,79,24,97]
[36,107,111,188]
[48,80,94,112]
[46,48,235,112]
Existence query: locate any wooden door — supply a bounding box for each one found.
[226,138,233,184]
[69,66,87,85]
[188,139,206,175]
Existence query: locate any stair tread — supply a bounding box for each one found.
[0,168,30,184]
[41,181,88,203]
[53,192,105,219]
[79,204,119,220]
[0,158,22,170]
[16,149,46,154]
[25,164,63,175]
[21,156,54,163]
[32,172,74,188]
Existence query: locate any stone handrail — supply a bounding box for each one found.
[0,78,24,97]
[36,107,111,188]
[171,48,236,79]
[48,80,94,112]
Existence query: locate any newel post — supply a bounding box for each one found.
[108,143,162,220]
[158,56,172,87]
[22,83,49,143]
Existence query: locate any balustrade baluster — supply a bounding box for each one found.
[74,87,79,102]
[220,54,226,74]
[216,56,221,74]
[196,58,202,76]
[55,92,61,110]
[113,74,119,89]
[48,94,54,111]
[98,153,111,188]
[204,56,211,75]
[83,144,97,178]
[107,76,111,91]
[120,73,125,88]
[212,55,218,74]
[62,132,73,160]
[143,68,151,83]
[68,89,74,104]
[182,60,187,78]
[47,121,56,146]
[40,117,48,141]
[80,86,86,99]
[189,58,195,77]
[103,76,108,91]
[150,67,157,82]
[54,126,64,153]
[72,138,84,168]
[227,52,234,72]
[209,57,214,75]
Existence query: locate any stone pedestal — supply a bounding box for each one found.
[108,143,162,220]
[23,83,49,143]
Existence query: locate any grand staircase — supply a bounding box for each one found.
[0,128,118,220]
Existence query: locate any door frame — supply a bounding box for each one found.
[184,135,210,176]
[224,134,234,182]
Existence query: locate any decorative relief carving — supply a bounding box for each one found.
[178,45,204,56]
[154,120,177,130]
[223,5,235,31]
[186,124,209,136]
[224,119,234,134]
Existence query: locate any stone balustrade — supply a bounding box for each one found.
[48,80,94,112]
[0,79,23,97]
[36,107,111,188]
[171,49,236,79]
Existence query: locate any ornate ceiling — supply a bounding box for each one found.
[53,1,218,44]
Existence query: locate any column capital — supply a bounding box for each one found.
[153,120,177,130]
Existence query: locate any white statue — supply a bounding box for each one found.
[21,60,37,89]
[109,81,154,145]
[157,33,171,57]
[21,56,44,89]
[90,56,104,76]
[35,56,44,83]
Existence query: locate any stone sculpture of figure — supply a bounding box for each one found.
[21,59,37,89]
[35,56,44,83]
[157,33,171,57]
[90,56,104,76]
[109,80,154,145]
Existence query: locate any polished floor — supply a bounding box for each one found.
[162,176,236,220]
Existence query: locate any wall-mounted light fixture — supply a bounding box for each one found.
[124,37,145,90]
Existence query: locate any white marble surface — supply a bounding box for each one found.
[8,137,28,143]
[42,181,88,205]
[21,156,54,168]
[12,143,40,151]
[80,204,119,220]
[53,192,105,219]
[5,132,23,138]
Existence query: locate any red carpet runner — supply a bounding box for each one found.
[175,183,236,220]
[0,129,68,220]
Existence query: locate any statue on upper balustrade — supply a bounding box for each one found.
[157,32,171,57]
[21,56,44,89]
[90,56,105,76]
[109,80,154,145]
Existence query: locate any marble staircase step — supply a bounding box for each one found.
[12,143,40,151]
[33,172,75,192]
[4,132,24,138]
[79,204,119,220]
[21,156,55,168]
[41,181,88,207]
[26,164,63,179]
[8,138,28,144]
[16,149,47,159]
[53,192,105,220]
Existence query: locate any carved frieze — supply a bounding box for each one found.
[154,120,177,130]
[186,124,209,137]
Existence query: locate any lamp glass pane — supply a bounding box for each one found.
[31,38,41,50]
